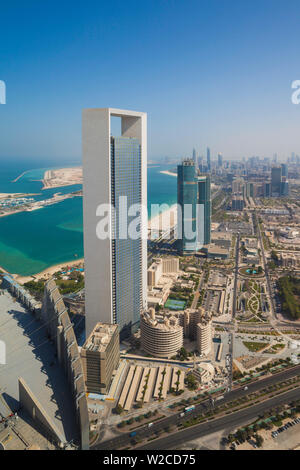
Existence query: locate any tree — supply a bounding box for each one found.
[185,374,198,391]
[255,434,264,448]
[114,404,123,415]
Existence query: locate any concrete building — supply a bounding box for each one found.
[82,108,147,339]
[196,313,213,356]
[140,309,183,358]
[232,177,244,195]
[189,362,215,384]
[207,147,211,172]
[81,323,119,395]
[279,252,300,268]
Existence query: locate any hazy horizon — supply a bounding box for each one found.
[0,0,300,162]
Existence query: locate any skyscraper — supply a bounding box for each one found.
[198,174,211,246]
[82,108,147,339]
[207,147,211,172]
[217,153,223,168]
[177,159,199,254]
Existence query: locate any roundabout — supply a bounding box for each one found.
[239,266,265,278]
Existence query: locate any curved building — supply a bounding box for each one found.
[140,309,183,358]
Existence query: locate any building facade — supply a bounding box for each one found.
[82,108,147,338]
[81,323,119,395]
[198,174,211,245]
[196,313,213,356]
[177,159,199,253]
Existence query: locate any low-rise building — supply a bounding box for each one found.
[81,323,119,395]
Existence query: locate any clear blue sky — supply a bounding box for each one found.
[0,0,300,162]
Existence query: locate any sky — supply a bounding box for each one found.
[0,0,300,162]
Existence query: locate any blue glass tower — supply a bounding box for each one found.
[198,174,211,246]
[111,136,142,338]
[177,159,199,253]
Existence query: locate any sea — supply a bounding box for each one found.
[0,159,177,276]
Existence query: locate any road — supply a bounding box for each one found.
[93,364,300,450]
[138,386,300,450]
[227,232,240,392]
[254,211,276,320]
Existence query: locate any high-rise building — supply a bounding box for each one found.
[206,147,211,172]
[82,108,147,338]
[232,177,244,195]
[198,174,211,246]
[217,153,223,167]
[81,323,120,394]
[192,148,197,170]
[177,159,199,253]
[271,166,282,196]
[281,163,288,178]
[264,182,271,197]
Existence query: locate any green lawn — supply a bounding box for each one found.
[243,341,268,352]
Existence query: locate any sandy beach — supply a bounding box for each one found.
[148,203,177,233]
[16,258,84,284]
[42,167,82,189]
[160,170,177,177]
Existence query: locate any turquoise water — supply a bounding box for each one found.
[246,269,257,274]
[0,160,177,275]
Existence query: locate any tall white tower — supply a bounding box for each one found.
[82,108,147,338]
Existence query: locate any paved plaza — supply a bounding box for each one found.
[0,289,78,444]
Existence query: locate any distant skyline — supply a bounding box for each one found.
[0,0,300,161]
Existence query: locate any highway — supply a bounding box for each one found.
[93,364,300,450]
[138,386,300,450]
[254,211,276,319]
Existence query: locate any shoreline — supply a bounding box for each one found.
[1,166,177,281]
[41,167,83,190]
[160,170,177,177]
[15,258,84,285]
[148,203,177,232]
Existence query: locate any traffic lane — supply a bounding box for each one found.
[93,365,300,450]
[138,387,300,450]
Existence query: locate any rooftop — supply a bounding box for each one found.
[83,323,118,352]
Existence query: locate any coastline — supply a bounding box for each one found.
[160,170,177,177]
[16,258,84,285]
[0,164,177,280]
[148,203,177,232]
